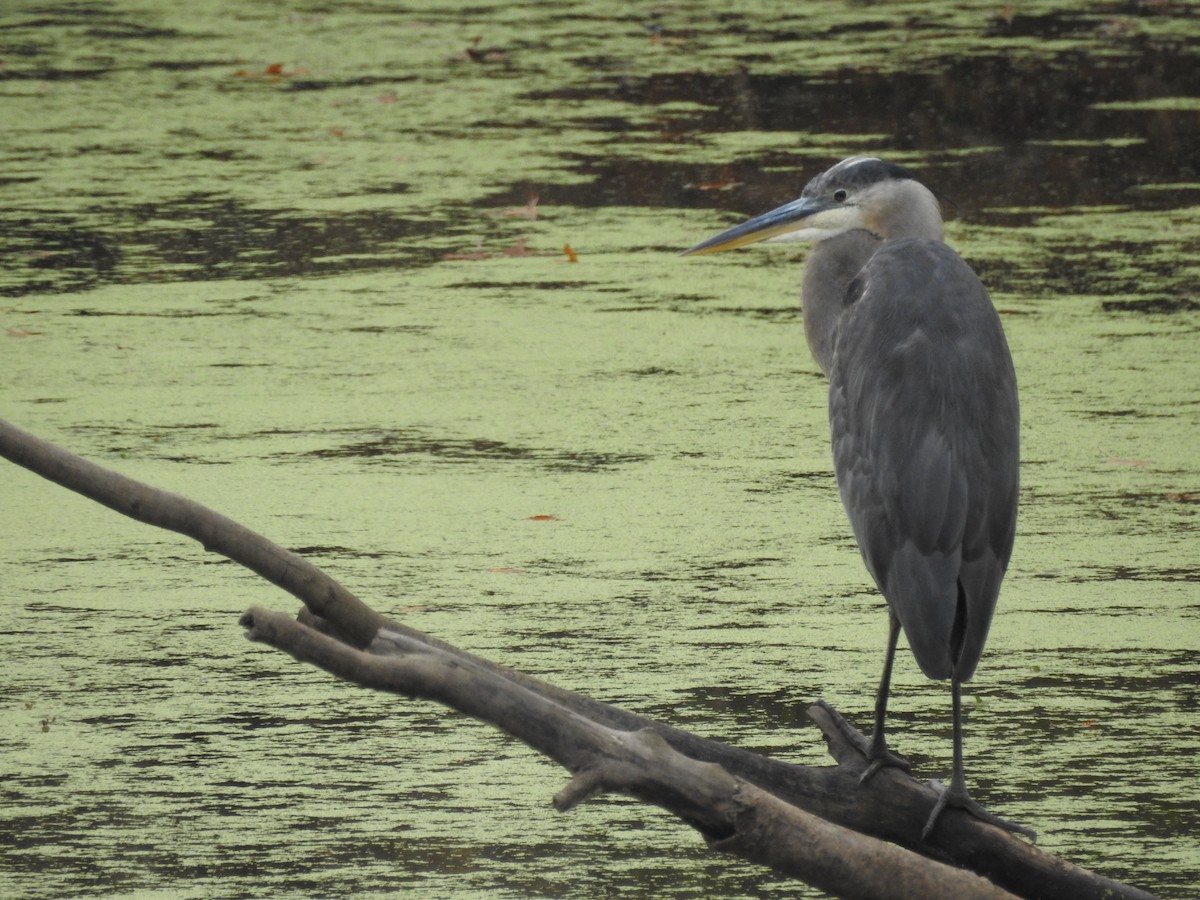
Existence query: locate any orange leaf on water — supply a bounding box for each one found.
[233,63,303,79]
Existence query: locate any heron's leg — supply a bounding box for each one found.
[921,678,1037,842]
[859,614,911,782]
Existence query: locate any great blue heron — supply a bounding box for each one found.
[683,156,1032,841]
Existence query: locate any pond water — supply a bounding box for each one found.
[1,1,1198,897]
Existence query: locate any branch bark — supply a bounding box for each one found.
[0,417,1158,900]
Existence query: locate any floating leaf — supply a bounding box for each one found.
[492,194,539,220]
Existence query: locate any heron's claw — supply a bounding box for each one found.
[921,779,1037,843]
[812,703,911,780]
[859,745,912,784]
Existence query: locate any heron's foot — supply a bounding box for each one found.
[858,733,912,784]
[810,702,911,779]
[921,779,1037,843]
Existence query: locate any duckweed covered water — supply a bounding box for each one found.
[2,2,1198,897]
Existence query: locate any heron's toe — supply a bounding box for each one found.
[920,779,1037,843]
[859,744,913,784]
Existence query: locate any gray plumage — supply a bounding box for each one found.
[828,236,1018,681]
[683,156,1031,841]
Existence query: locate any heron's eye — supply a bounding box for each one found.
[833,189,848,202]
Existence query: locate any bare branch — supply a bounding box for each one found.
[241,607,1019,900]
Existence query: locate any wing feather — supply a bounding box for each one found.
[828,239,1019,681]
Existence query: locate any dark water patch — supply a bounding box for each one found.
[119,196,436,281]
[162,146,258,163]
[1081,408,1171,419]
[674,684,809,731]
[2,8,170,34]
[702,556,785,572]
[60,421,234,464]
[553,49,1198,148]
[1020,237,1197,298]
[1102,297,1200,314]
[677,557,789,595]
[69,306,249,318]
[1022,655,1200,702]
[345,324,432,334]
[83,22,180,41]
[102,654,191,668]
[0,196,446,297]
[77,712,140,726]
[146,58,240,72]
[480,137,1192,232]
[596,295,801,320]
[4,772,70,790]
[704,305,801,322]
[0,5,186,80]
[982,11,1112,39]
[444,280,594,291]
[359,180,413,195]
[286,75,419,91]
[481,158,726,213]
[165,622,218,633]
[745,470,837,496]
[0,220,121,297]
[0,63,110,81]
[627,366,681,376]
[293,428,649,472]
[1076,564,1200,583]
[290,544,390,559]
[215,710,303,730]
[517,47,1198,218]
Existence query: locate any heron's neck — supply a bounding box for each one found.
[868,180,944,242]
[801,230,881,374]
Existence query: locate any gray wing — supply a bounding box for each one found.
[828,239,1019,681]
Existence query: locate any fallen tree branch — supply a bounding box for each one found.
[0,417,1158,900]
[242,606,1018,899]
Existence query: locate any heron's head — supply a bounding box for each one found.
[681,156,943,256]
